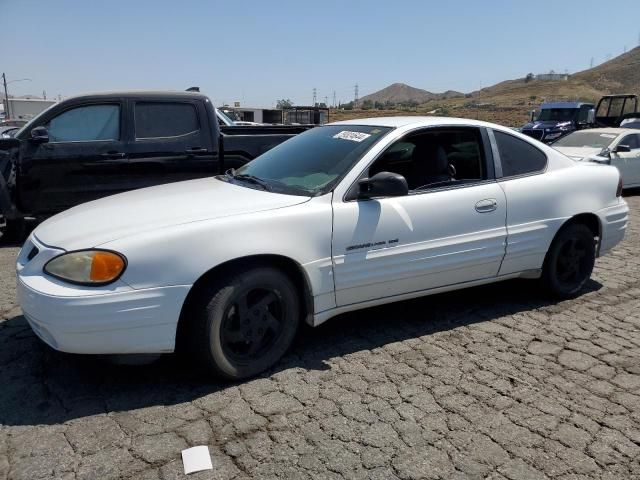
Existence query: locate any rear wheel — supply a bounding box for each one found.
[541,223,596,298]
[188,266,299,380]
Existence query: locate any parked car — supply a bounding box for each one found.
[0,126,19,138]
[521,102,595,144]
[0,91,312,239]
[552,128,640,188]
[17,117,628,379]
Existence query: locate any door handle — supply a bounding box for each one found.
[100,152,126,159]
[185,147,208,154]
[475,198,498,213]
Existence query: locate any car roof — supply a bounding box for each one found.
[61,90,208,102]
[540,102,591,109]
[329,116,501,129]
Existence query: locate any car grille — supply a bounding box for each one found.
[522,129,544,141]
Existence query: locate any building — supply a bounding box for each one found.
[535,72,569,81]
[2,98,56,120]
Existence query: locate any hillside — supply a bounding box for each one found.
[470,46,640,104]
[572,46,640,93]
[359,83,463,104]
[337,47,640,127]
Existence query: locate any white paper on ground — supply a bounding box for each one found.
[182,446,213,475]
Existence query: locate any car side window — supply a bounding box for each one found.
[620,134,640,150]
[134,102,199,139]
[578,105,591,123]
[368,127,486,192]
[46,104,120,142]
[494,130,547,177]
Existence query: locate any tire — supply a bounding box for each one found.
[0,217,25,243]
[188,266,300,380]
[541,223,596,299]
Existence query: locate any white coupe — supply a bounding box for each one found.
[552,128,640,188]
[17,117,628,379]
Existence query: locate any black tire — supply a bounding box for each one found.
[0,217,26,244]
[541,223,596,299]
[188,266,300,380]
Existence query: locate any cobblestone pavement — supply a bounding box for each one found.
[1,194,640,480]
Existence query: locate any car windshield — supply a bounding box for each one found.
[553,131,617,149]
[216,109,235,126]
[536,108,578,122]
[230,124,392,196]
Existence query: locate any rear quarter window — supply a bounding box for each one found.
[494,130,547,177]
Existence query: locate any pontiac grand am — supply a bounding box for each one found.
[17,117,628,379]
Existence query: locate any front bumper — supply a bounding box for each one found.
[16,235,191,354]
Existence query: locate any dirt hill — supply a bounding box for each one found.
[470,46,640,105]
[572,46,640,93]
[335,47,640,127]
[359,83,463,104]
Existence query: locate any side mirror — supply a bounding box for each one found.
[613,144,631,153]
[30,126,49,143]
[358,171,408,199]
[587,109,595,125]
[529,110,535,122]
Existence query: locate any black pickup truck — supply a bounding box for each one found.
[0,91,312,238]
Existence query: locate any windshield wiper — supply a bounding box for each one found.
[226,168,272,191]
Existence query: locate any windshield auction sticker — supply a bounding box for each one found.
[600,134,617,139]
[333,131,372,142]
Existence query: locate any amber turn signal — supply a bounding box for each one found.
[90,251,126,282]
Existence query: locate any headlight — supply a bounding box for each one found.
[44,250,126,285]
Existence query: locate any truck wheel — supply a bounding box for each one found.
[541,223,596,299]
[189,266,300,380]
[0,218,26,243]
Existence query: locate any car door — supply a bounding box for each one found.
[17,102,128,215]
[127,99,217,188]
[612,134,640,186]
[331,126,507,307]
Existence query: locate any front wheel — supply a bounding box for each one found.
[188,267,300,380]
[541,223,596,298]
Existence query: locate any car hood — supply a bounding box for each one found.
[34,177,310,250]
[554,146,603,160]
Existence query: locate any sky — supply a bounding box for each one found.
[2,0,640,107]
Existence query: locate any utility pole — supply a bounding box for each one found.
[354,84,359,109]
[332,91,336,108]
[590,57,594,68]
[43,90,47,100]
[324,96,328,107]
[312,88,317,106]
[2,73,9,118]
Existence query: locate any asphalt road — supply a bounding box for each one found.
[1,193,639,480]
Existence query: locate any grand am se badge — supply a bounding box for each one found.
[346,238,399,252]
